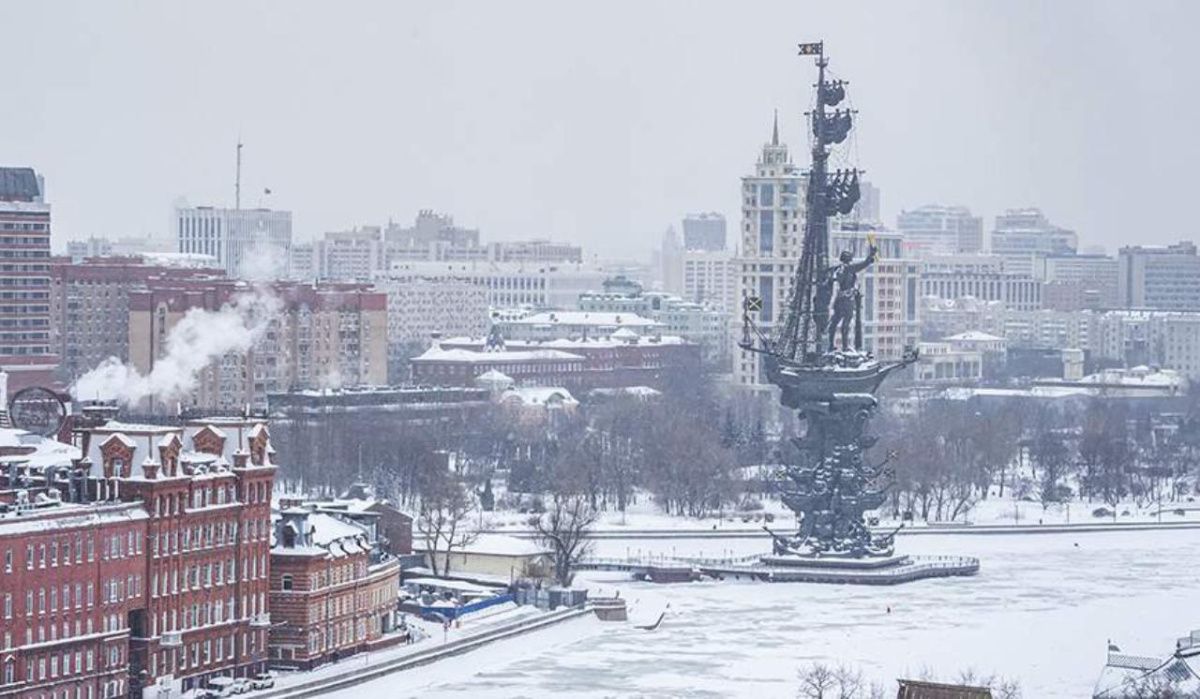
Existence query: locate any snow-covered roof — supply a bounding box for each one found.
[444,336,689,351]
[403,577,498,594]
[0,501,147,533]
[510,311,659,328]
[591,385,662,397]
[101,433,136,449]
[475,369,515,389]
[413,346,584,363]
[944,331,1005,342]
[415,533,550,558]
[0,428,79,469]
[80,418,275,479]
[272,511,371,557]
[308,513,368,546]
[500,387,578,407]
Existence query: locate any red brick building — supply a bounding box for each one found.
[0,497,148,699]
[73,415,277,696]
[410,335,702,392]
[126,281,388,414]
[267,509,401,670]
[48,256,224,383]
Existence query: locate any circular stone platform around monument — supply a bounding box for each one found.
[698,554,979,585]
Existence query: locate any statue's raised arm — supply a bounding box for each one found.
[847,245,877,274]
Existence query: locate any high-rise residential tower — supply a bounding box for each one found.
[681,212,727,252]
[0,166,57,391]
[733,115,804,390]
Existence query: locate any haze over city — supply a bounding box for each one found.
[4,3,1200,698]
[5,0,1199,257]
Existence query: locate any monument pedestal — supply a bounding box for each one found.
[739,553,979,585]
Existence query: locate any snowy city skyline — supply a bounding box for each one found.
[3,1,1199,259]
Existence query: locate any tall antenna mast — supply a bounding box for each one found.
[235,140,243,210]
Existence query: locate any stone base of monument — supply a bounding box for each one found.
[697,554,979,585]
[760,553,910,570]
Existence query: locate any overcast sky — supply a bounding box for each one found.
[6,1,1198,259]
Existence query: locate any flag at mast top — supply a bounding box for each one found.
[797,42,823,56]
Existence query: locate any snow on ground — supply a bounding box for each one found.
[483,492,1200,534]
[323,614,606,699]
[352,529,1199,698]
[264,602,543,693]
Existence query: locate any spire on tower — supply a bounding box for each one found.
[772,110,780,146]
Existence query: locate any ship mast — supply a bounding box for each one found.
[772,41,857,364]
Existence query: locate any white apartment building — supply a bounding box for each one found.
[734,118,804,390]
[1118,241,1200,310]
[896,204,983,257]
[920,296,1008,339]
[175,206,292,279]
[1039,253,1119,310]
[682,249,738,316]
[373,274,490,348]
[317,227,382,280]
[990,208,1078,257]
[577,286,727,361]
[382,260,607,309]
[829,227,922,361]
[920,270,1042,312]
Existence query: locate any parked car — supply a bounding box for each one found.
[232,678,252,694]
[250,673,275,690]
[205,677,237,698]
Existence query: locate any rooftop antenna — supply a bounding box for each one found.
[235,139,243,210]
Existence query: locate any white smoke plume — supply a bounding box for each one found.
[72,286,282,407]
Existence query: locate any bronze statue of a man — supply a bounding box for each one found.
[826,245,877,351]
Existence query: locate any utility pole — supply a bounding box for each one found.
[235,140,243,210]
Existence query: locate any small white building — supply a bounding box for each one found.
[417,533,551,581]
[916,341,983,384]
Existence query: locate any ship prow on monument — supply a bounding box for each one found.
[765,347,918,408]
[731,40,975,584]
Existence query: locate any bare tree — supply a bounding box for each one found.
[797,663,836,699]
[416,469,477,577]
[531,491,598,587]
[799,662,1019,699]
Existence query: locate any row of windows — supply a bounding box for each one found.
[150,554,266,598]
[4,582,94,618]
[1,648,98,687]
[2,612,106,649]
[3,535,97,573]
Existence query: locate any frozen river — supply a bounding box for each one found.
[345,529,1200,698]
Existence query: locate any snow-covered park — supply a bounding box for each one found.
[338,528,1198,697]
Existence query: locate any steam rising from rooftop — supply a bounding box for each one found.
[71,286,282,408]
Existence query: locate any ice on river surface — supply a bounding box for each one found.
[345,529,1200,698]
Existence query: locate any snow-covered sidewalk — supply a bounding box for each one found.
[256,603,595,698]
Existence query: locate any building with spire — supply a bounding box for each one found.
[733,113,805,392]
